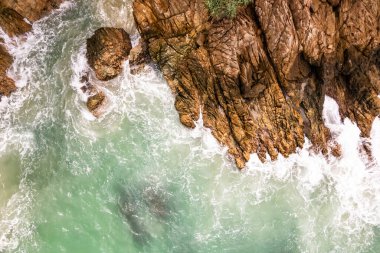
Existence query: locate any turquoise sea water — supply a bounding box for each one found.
[1,1,380,252]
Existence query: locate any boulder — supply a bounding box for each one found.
[86,91,106,118]
[133,0,380,169]
[87,27,132,81]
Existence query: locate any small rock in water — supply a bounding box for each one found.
[79,72,96,94]
[86,27,132,81]
[86,91,106,118]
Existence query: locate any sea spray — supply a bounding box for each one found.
[0,0,379,252]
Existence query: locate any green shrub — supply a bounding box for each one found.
[205,0,252,18]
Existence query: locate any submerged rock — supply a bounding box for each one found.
[133,0,380,169]
[86,27,132,81]
[118,188,151,245]
[118,185,171,245]
[79,72,107,117]
[142,187,170,219]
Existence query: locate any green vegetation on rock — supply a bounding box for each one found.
[205,0,252,17]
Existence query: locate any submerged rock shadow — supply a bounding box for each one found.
[117,183,173,246]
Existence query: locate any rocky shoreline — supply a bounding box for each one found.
[0,0,379,169]
[132,0,380,168]
[0,0,65,99]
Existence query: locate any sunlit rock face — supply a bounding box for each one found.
[84,27,132,116]
[86,27,132,81]
[133,0,380,168]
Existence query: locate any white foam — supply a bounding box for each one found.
[0,2,76,251]
[1,0,380,252]
[96,0,137,34]
[371,117,380,163]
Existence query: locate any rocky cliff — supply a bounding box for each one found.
[133,0,380,168]
[0,0,64,98]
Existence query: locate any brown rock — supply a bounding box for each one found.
[129,39,150,75]
[87,27,132,81]
[133,0,380,169]
[330,142,342,157]
[86,91,106,117]
[0,0,64,22]
[0,42,16,97]
[0,1,63,98]
[0,7,32,37]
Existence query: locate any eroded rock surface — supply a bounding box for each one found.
[0,0,63,98]
[0,0,64,22]
[133,0,380,168]
[0,7,32,37]
[0,41,16,96]
[87,91,106,118]
[87,27,132,81]
[129,38,150,75]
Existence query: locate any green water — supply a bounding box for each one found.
[1,1,380,252]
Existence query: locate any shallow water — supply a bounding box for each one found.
[0,1,380,252]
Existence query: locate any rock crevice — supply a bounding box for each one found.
[133,0,379,168]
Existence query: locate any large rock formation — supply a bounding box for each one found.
[87,27,132,81]
[0,0,64,22]
[0,0,64,98]
[133,0,380,168]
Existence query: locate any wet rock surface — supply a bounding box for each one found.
[0,6,32,37]
[86,27,132,81]
[129,38,150,75]
[86,91,106,118]
[133,0,380,168]
[0,40,16,97]
[0,0,64,22]
[0,0,63,98]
